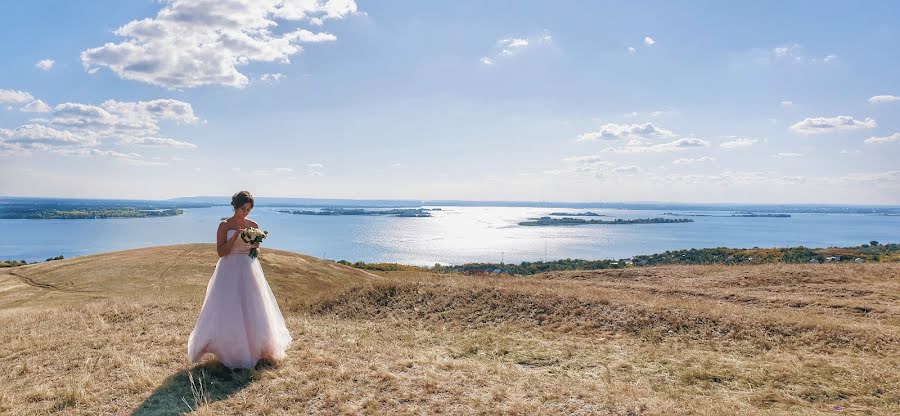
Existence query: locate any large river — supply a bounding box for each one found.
[2,206,898,265]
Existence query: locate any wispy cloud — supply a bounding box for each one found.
[121,137,198,148]
[259,73,286,83]
[864,133,900,144]
[868,95,899,104]
[673,156,715,164]
[603,138,710,154]
[790,116,876,134]
[750,43,839,65]
[720,138,758,149]
[481,30,552,65]
[252,167,295,176]
[35,59,55,71]
[771,152,805,158]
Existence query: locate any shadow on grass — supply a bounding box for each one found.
[131,359,278,415]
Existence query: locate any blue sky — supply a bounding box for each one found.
[1,1,898,203]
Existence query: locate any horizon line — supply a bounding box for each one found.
[2,195,899,208]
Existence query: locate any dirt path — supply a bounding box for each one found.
[4,270,97,293]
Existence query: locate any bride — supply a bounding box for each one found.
[188,191,292,369]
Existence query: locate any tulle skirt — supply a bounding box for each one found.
[188,253,292,369]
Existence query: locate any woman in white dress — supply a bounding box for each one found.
[188,191,292,369]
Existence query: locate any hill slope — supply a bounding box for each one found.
[1,246,898,415]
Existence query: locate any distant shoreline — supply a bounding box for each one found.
[4,196,899,215]
[6,241,896,271]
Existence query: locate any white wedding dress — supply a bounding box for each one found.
[187,229,292,369]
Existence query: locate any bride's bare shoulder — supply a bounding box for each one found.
[246,219,260,228]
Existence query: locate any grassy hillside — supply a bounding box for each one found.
[1,245,898,415]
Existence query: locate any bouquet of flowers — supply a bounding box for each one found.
[240,227,268,258]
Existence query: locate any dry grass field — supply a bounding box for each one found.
[1,244,898,415]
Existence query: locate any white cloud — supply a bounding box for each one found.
[21,99,52,113]
[0,89,34,106]
[259,73,285,83]
[0,124,95,147]
[306,163,324,169]
[720,138,758,148]
[864,133,900,144]
[46,99,199,139]
[673,156,715,164]
[480,57,494,65]
[643,36,655,46]
[0,93,200,163]
[780,101,793,107]
[80,0,358,89]
[35,59,55,71]
[868,95,900,104]
[577,123,674,141]
[99,99,199,125]
[823,54,838,63]
[627,47,636,55]
[789,116,876,134]
[771,152,805,158]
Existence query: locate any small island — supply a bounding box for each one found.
[1,207,183,219]
[548,211,607,217]
[0,198,209,219]
[278,207,432,218]
[519,216,693,226]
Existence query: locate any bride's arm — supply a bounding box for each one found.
[216,222,241,257]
